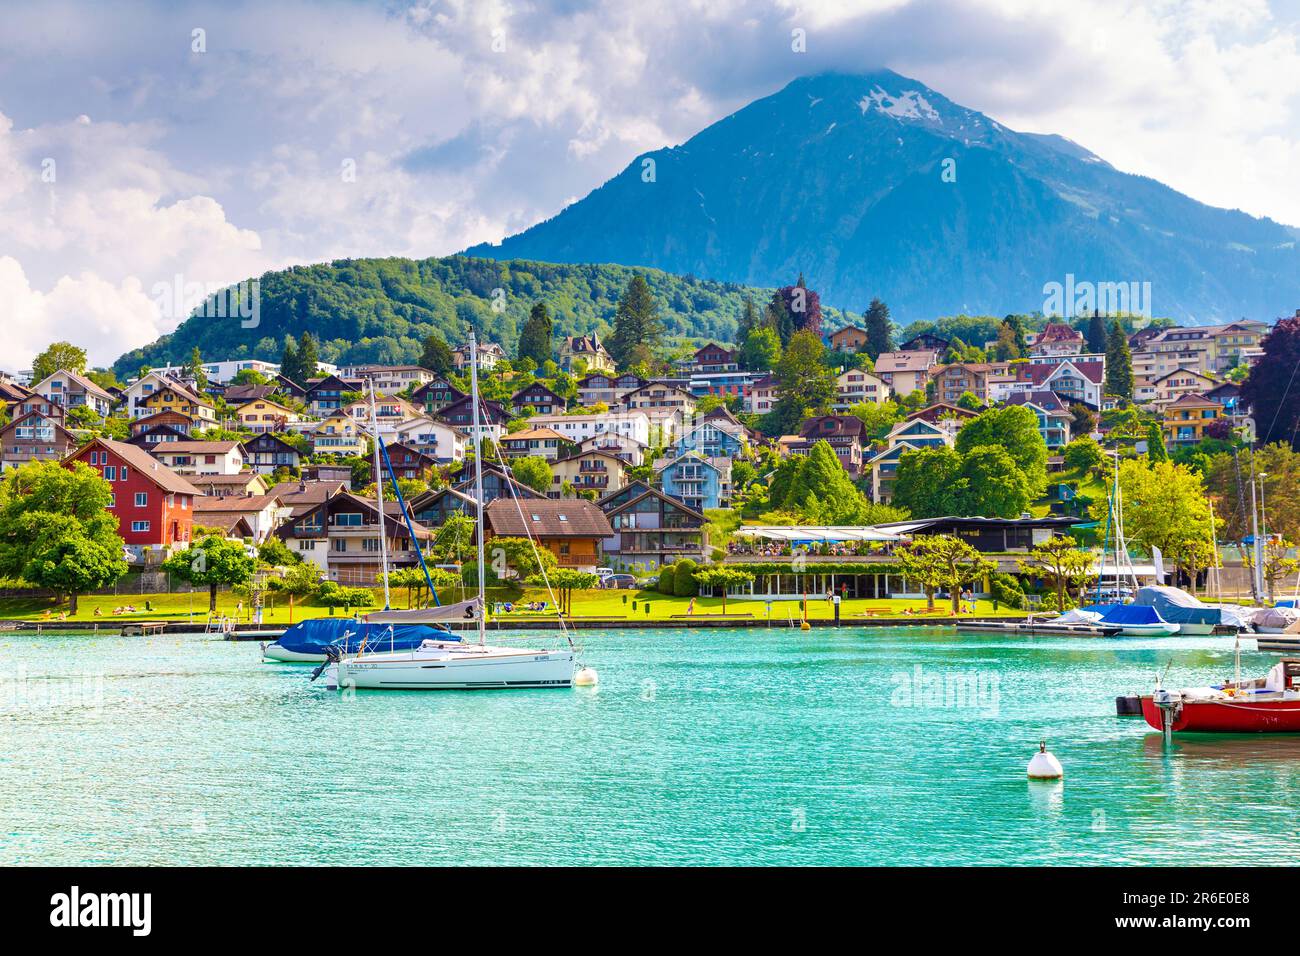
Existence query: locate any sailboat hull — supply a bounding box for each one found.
[334,648,575,690]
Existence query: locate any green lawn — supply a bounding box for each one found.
[0,587,1025,625]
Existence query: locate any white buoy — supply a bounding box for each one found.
[1027,740,1063,780]
[574,667,599,687]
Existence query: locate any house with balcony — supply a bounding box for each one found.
[576,372,645,407]
[192,472,271,498]
[149,440,248,476]
[311,413,367,457]
[339,364,437,393]
[500,426,576,461]
[1008,357,1104,409]
[275,491,434,585]
[1005,390,1072,449]
[598,481,706,572]
[372,442,438,483]
[483,497,613,571]
[621,381,695,416]
[242,433,301,476]
[690,343,739,373]
[671,417,747,459]
[1162,393,1222,446]
[576,432,647,466]
[549,450,629,498]
[1150,368,1220,407]
[303,374,363,416]
[435,396,510,442]
[128,410,195,441]
[834,368,889,410]
[867,418,955,502]
[874,350,939,397]
[234,399,300,433]
[451,341,506,373]
[655,451,731,511]
[827,325,869,353]
[789,415,869,476]
[193,494,287,543]
[121,372,214,423]
[341,395,421,438]
[687,369,764,403]
[527,411,650,447]
[744,375,780,415]
[558,334,615,374]
[410,377,467,416]
[392,417,466,462]
[32,370,114,419]
[931,363,1008,405]
[1,401,76,471]
[510,383,567,417]
[898,332,949,352]
[1027,322,1085,357]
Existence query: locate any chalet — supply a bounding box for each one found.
[191,472,270,498]
[409,463,543,529]
[193,494,286,542]
[874,350,939,397]
[558,334,615,374]
[149,440,248,476]
[374,442,438,483]
[621,382,695,415]
[125,424,192,450]
[32,370,114,418]
[792,415,868,476]
[511,383,567,416]
[129,410,194,438]
[451,341,506,373]
[221,383,278,405]
[311,413,367,457]
[598,481,706,572]
[655,451,731,512]
[576,432,646,466]
[242,433,302,475]
[827,325,869,353]
[67,438,201,553]
[898,332,949,352]
[834,368,889,409]
[410,378,466,416]
[1150,368,1220,407]
[276,491,434,584]
[268,479,347,517]
[671,417,746,459]
[1162,393,1223,446]
[391,417,466,462]
[1,403,76,471]
[549,450,630,498]
[122,372,215,423]
[500,427,575,461]
[436,396,510,441]
[304,375,362,416]
[868,418,955,502]
[233,399,300,433]
[0,379,34,405]
[576,372,646,408]
[690,343,738,373]
[1028,322,1085,357]
[272,374,309,402]
[483,498,614,570]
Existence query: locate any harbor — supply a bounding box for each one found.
[0,624,1290,867]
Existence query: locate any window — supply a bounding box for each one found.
[131,520,150,532]
[104,465,117,480]
[121,466,128,481]
[135,492,148,507]
[332,539,347,552]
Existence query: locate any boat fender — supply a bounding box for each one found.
[574,667,599,687]
[1027,740,1063,780]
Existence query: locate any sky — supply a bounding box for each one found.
[1,0,1298,368]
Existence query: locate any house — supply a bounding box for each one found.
[621,382,696,415]
[827,325,869,353]
[483,497,614,570]
[791,415,869,476]
[304,375,362,416]
[687,369,764,402]
[276,491,434,584]
[268,478,347,517]
[834,368,889,410]
[576,432,647,466]
[745,376,781,415]
[148,358,284,385]
[451,341,506,373]
[311,413,367,456]
[527,411,651,447]
[191,472,270,498]
[371,442,438,483]
[549,450,630,498]
[931,363,1007,405]
[1008,357,1105,409]
[126,424,193,450]
[655,451,732,512]
[898,333,949,352]
[32,370,114,418]
[0,403,76,471]
[690,343,738,373]
[339,365,437,392]
[671,417,747,459]
[511,383,567,417]
[874,350,939,397]
[408,462,543,527]
[436,396,510,442]
[0,379,34,406]
[242,433,302,476]
[391,417,466,462]
[905,402,978,426]
[233,399,300,433]
[558,334,615,374]
[221,383,279,405]
[1005,390,1072,449]
[121,372,215,423]
[868,418,955,502]
[149,440,248,476]
[128,410,195,440]
[1162,393,1223,445]
[66,438,201,553]
[193,494,286,542]
[1028,322,1085,357]
[500,427,576,461]
[1204,381,1245,422]
[1150,368,1220,407]
[410,378,467,416]
[341,395,421,438]
[598,481,706,572]
[576,372,645,408]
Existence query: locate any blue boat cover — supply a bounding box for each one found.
[1085,604,1170,626]
[273,618,459,654]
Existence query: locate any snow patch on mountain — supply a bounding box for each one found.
[859,87,941,123]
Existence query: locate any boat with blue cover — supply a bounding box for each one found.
[262,618,460,663]
[1082,603,1180,636]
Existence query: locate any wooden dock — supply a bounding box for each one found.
[120,621,168,636]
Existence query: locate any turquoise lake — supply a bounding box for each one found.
[0,626,1294,866]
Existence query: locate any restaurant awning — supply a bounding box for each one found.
[734,526,906,543]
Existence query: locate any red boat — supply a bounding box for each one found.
[1142,659,1300,734]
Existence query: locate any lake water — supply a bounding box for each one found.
[0,626,1292,866]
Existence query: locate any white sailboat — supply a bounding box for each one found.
[318,331,590,691]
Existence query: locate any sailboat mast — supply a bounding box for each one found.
[370,377,391,610]
[469,330,487,646]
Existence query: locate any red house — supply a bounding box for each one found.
[66,438,202,550]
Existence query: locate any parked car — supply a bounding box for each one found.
[601,573,637,590]
[594,566,614,578]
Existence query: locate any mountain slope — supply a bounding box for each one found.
[111,256,852,377]
[467,70,1300,324]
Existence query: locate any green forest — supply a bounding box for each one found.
[113,255,856,376]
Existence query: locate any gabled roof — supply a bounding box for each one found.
[192,473,270,492]
[875,350,939,373]
[798,415,868,441]
[1017,358,1104,386]
[1164,391,1220,408]
[1151,367,1218,385]
[193,494,281,513]
[297,491,435,539]
[72,438,202,495]
[243,432,300,452]
[599,482,705,522]
[511,383,566,405]
[905,402,978,423]
[0,409,76,443]
[150,440,245,455]
[33,369,114,402]
[502,426,571,443]
[1034,322,1084,343]
[234,398,297,416]
[484,497,614,537]
[1005,389,1070,416]
[553,449,629,470]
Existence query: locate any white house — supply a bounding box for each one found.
[148,440,248,476]
[527,411,651,446]
[392,417,466,463]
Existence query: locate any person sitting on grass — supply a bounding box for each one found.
[93,607,103,617]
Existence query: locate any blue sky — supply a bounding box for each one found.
[2,0,1298,366]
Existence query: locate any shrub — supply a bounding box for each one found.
[989,573,1025,610]
[656,564,676,595]
[673,558,699,597]
[316,582,376,608]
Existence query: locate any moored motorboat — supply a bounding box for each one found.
[1084,603,1180,636]
[1142,659,1300,734]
